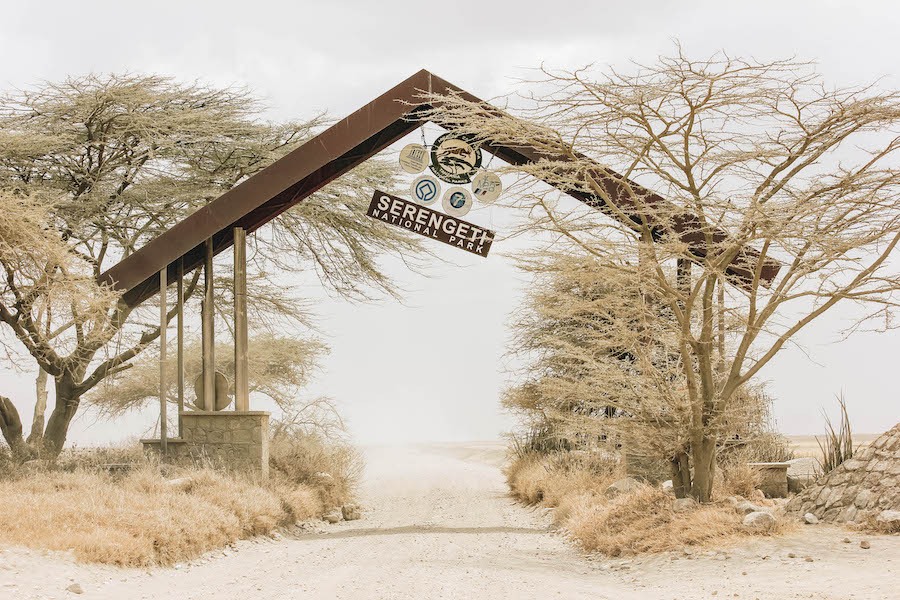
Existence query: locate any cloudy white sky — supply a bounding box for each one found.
[1,1,899,445]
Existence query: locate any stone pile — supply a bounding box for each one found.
[786,423,900,523]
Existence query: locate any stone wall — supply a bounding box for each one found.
[786,423,900,523]
[142,411,269,478]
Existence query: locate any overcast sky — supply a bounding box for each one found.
[1,1,899,445]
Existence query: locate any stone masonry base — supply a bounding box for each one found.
[142,411,269,478]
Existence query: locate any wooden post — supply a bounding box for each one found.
[202,238,215,412]
[233,227,249,412]
[159,268,168,455]
[176,257,185,436]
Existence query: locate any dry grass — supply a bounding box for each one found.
[818,393,854,473]
[507,452,790,557]
[0,434,357,567]
[564,485,788,556]
[0,466,304,566]
[268,428,361,509]
[506,451,621,509]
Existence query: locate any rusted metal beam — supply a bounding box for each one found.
[99,69,779,307]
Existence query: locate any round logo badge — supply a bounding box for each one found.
[442,186,473,217]
[429,133,482,184]
[410,175,440,205]
[471,170,503,204]
[399,143,429,174]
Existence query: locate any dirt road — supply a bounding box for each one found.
[1,442,897,599]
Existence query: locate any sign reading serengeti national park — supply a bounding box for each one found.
[366,191,495,257]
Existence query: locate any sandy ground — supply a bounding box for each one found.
[1,442,898,600]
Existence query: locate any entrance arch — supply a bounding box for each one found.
[99,70,777,472]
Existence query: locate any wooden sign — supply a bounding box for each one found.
[366,190,495,257]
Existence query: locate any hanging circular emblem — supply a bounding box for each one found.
[429,133,482,184]
[442,186,473,217]
[471,170,503,204]
[410,174,440,205]
[399,143,429,174]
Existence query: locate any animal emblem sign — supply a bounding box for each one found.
[429,133,482,184]
[366,190,494,257]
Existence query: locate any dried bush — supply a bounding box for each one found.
[717,448,762,498]
[563,485,786,556]
[508,451,790,555]
[268,424,361,509]
[506,452,622,508]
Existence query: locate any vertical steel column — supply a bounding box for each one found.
[159,268,168,455]
[233,227,249,412]
[202,238,215,412]
[676,258,691,300]
[176,257,185,436]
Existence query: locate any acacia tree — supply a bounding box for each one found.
[88,334,347,438]
[427,49,900,501]
[505,253,768,490]
[0,188,117,455]
[0,74,424,457]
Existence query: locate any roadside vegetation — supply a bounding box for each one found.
[0,428,360,566]
[506,435,793,557]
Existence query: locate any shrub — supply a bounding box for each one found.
[268,425,361,509]
[507,450,790,556]
[563,485,780,556]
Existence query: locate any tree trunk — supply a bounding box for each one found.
[690,437,716,502]
[41,375,81,458]
[670,450,692,498]
[26,368,48,445]
[0,396,28,458]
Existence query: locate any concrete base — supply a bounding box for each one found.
[142,410,269,478]
[748,461,790,498]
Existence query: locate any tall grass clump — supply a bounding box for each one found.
[817,393,853,473]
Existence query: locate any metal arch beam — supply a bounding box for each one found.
[100,69,780,308]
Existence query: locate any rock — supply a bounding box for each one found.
[742,511,777,532]
[750,489,766,502]
[323,509,342,524]
[66,583,84,594]
[842,537,851,543]
[734,500,769,515]
[604,477,642,499]
[875,510,900,529]
[672,497,698,513]
[341,504,362,521]
[661,480,674,493]
[802,512,819,525]
[804,557,814,562]
[860,540,871,549]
